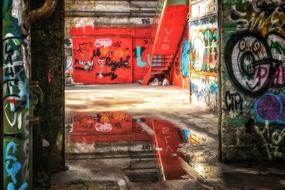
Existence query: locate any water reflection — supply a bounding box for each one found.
[66,111,197,181]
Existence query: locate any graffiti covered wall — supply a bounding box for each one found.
[189,0,218,111]
[68,27,152,84]
[2,0,31,189]
[220,0,285,161]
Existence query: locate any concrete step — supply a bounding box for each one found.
[126,169,161,182]
[66,141,155,154]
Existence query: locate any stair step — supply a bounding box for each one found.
[151,67,169,71]
[66,151,156,160]
[66,141,155,154]
[126,170,161,182]
[151,71,165,75]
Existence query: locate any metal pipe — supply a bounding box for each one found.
[22,0,58,32]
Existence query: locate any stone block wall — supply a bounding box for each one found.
[219,0,285,162]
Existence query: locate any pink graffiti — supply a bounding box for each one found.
[95,38,112,48]
[95,123,112,132]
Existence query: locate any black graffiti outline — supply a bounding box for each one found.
[225,91,243,114]
[224,31,283,96]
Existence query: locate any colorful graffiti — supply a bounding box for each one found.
[253,93,285,125]
[222,0,285,161]
[189,16,219,111]
[181,39,190,77]
[69,27,153,84]
[189,17,218,73]
[72,37,132,84]
[191,74,218,111]
[224,31,285,96]
[3,0,31,189]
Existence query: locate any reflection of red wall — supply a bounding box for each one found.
[70,112,187,180]
[146,119,188,180]
[70,27,152,84]
[71,112,151,143]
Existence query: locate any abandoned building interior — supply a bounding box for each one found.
[1,0,285,189]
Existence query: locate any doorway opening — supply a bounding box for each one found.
[61,0,219,188]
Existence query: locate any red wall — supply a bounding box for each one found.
[69,27,152,84]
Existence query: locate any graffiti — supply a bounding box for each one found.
[141,18,151,24]
[252,93,285,125]
[229,1,285,34]
[181,39,190,77]
[113,41,122,48]
[255,122,285,160]
[222,0,285,161]
[74,60,94,71]
[134,46,151,67]
[5,142,28,190]
[162,29,174,50]
[96,72,117,80]
[65,38,74,84]
[95,123,113,132]
[3,1,31,189]
[95,38,112,48]
[224,31,285,96]
[3,34,29,112]
[189,18,218,73]
[191,75,218,111]
[225,91,243,117]
[268,33,285,87]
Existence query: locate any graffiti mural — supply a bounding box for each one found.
[191,74,218,111]
[72,37,132,84]
[69,27,153,84]
[189,17,218,73]
[189,16,218,111]
[3,0,31,189]
[221,1,285,161]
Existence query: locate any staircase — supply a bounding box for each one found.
[148,54,176,82]
[124,118,162,182]
[142,0,189,85]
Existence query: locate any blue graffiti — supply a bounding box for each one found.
[7,182,28,190]
[252,93,285,126]
[5,142,28,190]
[181,39,190,77]
[136,46,150,67]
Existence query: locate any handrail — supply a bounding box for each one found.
[22,0,58,32]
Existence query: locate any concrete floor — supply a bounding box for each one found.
[49,84,285,190]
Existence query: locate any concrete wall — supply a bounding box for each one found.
[189,0,219,111]
[220,1,285,161]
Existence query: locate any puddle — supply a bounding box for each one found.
[65,111,197,181]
